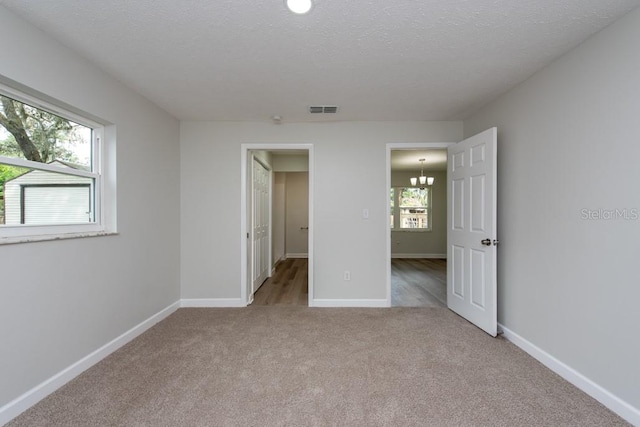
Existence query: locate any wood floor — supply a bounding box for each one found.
[252,257,446,308]
[391,258,447,307]
[252,258,308,306]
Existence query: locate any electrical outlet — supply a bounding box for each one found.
[343,271,351,281]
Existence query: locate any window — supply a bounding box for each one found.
[0,83,110,242]
[390,187,431,231]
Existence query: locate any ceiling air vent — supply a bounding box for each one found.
[309,105,338,114]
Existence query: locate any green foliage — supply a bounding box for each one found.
[0,95,81,164]
[400,187,429,207]
[0,164,27,197]
[390,187,430,207]
[0,135,22,158]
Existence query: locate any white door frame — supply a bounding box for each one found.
[240,143,314,306]
[386,142,455,305]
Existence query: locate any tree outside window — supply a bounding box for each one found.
[0,92,96,227]
[390,187,431,230]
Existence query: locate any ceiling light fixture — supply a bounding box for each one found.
[286,0,313,14]
[410,159,434,187]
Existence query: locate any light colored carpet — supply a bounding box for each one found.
[7,307,628,426]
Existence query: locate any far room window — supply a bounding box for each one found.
[390,187,431,231]
[0,83,109,242]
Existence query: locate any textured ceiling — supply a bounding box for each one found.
[2,0,639,122]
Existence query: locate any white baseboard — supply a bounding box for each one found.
[311,299,389,308]
[0,301,180,426]
[391,253,446,259]
[180,298,246,308]
[285,253,308,259]
[499,323,640,426]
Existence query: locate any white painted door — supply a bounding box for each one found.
[252,157,270,296]
[447,128,498,336]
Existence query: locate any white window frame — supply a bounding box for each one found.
[390,186,432,231]
[0,81,114,244]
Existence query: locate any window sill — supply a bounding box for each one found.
[0,231,118,245]
[391,229,433,233]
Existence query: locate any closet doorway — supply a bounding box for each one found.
[241,144,313,306]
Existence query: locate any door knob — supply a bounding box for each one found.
[481,238,491,246]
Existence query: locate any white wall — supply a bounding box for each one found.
[272,172,286,264]
[0,5,180,413]
[285,172,309,257]
[464,6,640,417]
[180,121,462,301]
[390,170,447,257]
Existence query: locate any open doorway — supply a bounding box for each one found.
[388,130,498,333]
[387,144,452,307]
[241,145,313,307]
[254,169,309,305]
